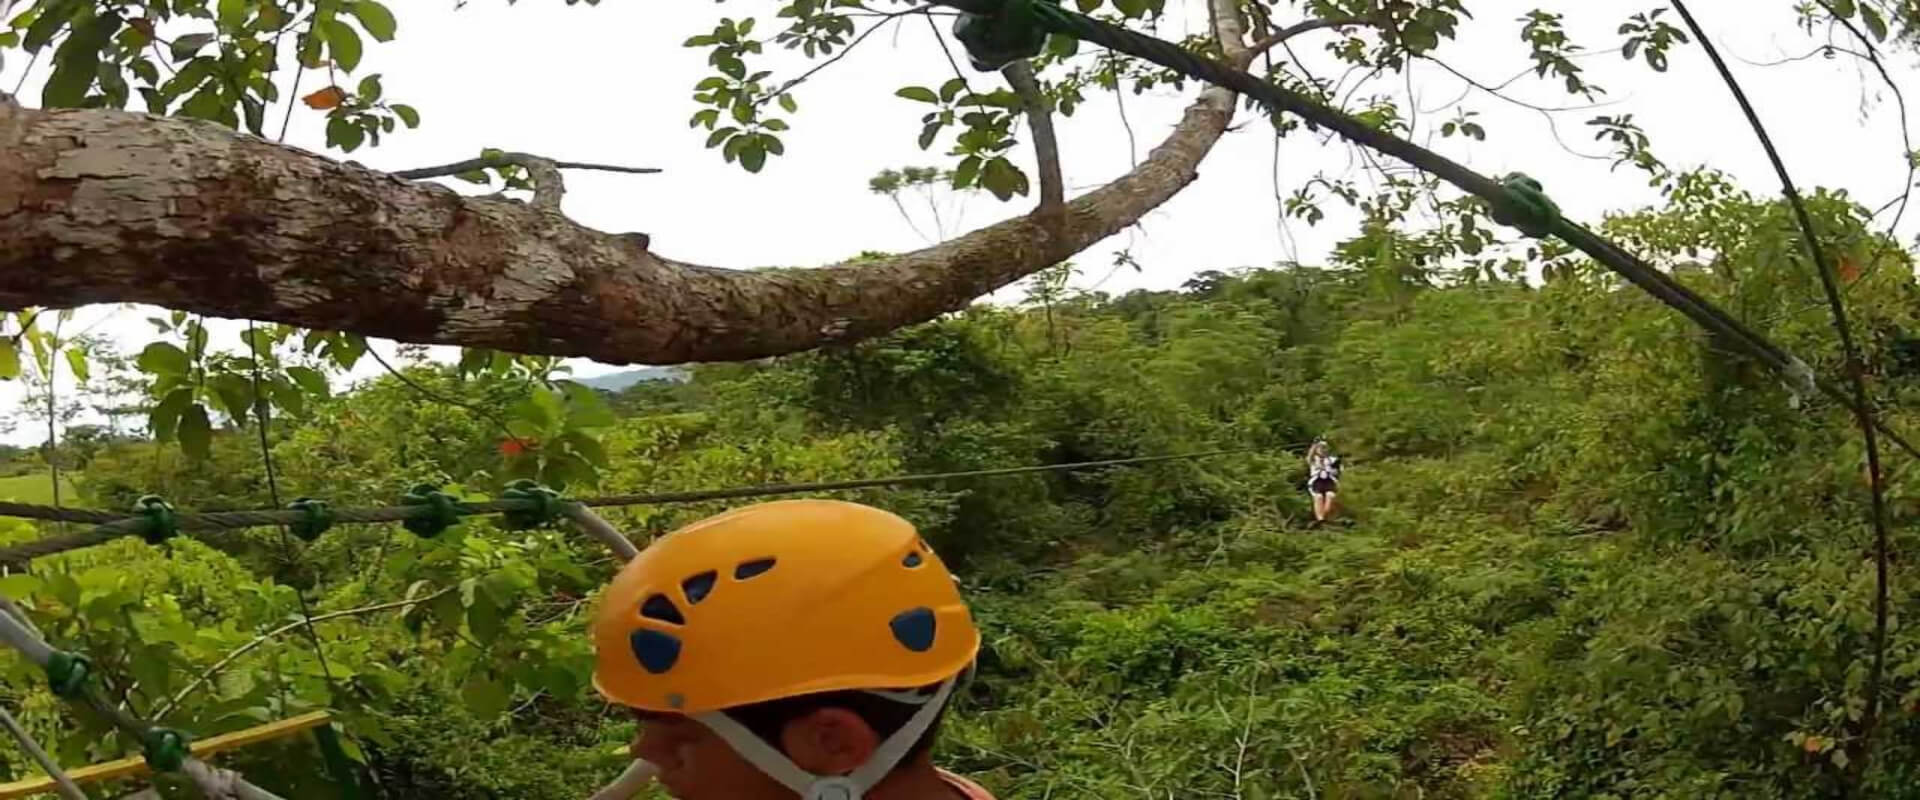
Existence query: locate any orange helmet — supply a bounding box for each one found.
[592,499,980,714]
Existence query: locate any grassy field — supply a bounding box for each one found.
[0,472,83,506]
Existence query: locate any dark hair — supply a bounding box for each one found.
[723,678,958,767]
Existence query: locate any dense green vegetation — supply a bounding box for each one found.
[1,169,1918,798]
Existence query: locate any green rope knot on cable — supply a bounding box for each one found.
[288,497,334,542]
[499,480,563,530]
[131,495,178,546]
[1487,172,1561,239]
[400,484,462,538]
[952,0,1059,71]
[141,727,192,773]
[45,651,90,698]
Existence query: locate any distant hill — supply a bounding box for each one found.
[571,367,689,391]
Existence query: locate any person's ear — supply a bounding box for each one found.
[780,708,880,775]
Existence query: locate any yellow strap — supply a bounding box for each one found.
[0,711,333,798]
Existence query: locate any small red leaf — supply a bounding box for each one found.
[302,86,348,110]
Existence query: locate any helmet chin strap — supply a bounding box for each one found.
[695,678,957,800]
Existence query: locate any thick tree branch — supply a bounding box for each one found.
[1247,15,1375,60]
[0,1,1250,366]
[0,45,1241,365]
[1001,61,1065,218]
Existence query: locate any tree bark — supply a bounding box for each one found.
[0,21,1246,366]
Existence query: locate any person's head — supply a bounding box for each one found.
[1308,439,1328,459]
[592,499,981,800]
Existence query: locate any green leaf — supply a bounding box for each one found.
[212,373,254,423]
[216,668,257,700]
[179,85,228,124]
[392,104,420,128]
[318,19,363,71]
[357,74,383,101]
[326,115,366,152]
[350,0,398,42]
[0,340,19,380]
[242,96,266,135]
[467,596,504,644]
[63,347,89,383]
[23,0,81,53]
[336,736,367,764]
[557,430,609,467]
[535,663,581,698]
[740,139,768,172]
[561,382,617,428]
[1862,5,1889,41]
[129,647,172,697]
[138,342,191,375]
[460,673,510,719]
[980,156,1027,200]
[43,13,119,108]
[286,366,329,397]
[1403,26,1438,53]
[896,86,939,104]
[0,575,44,598]
[179,403,213,459]
[952,155,982,189]
[217,0,248,29]
[150,388,192,442]
[778,93,798,113]
[705,126,738,148]
[169,33,216,61]
[528,387,566,429]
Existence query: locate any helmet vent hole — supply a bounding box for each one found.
[902,551,924,568]
[889,607,937,653]
[629,629,683,674]
[733,558,777,580]
[640,594,685,625]
[682,571,718,605]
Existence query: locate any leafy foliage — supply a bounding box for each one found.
[1,169,1916,796]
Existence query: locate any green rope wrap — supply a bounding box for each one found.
[45,651,90,698]
[499,480,562,530]
[131,495,178,546]
[141,727,192,772]
[1487,172,1561,239]
[952,0,1056,70]
[288,497,335,542]
[400,484,462,538]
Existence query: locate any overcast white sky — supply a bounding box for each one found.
[3,0,1918,445]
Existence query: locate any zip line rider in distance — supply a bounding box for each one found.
[592,499,997,800]
[1306,437,1342,526]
